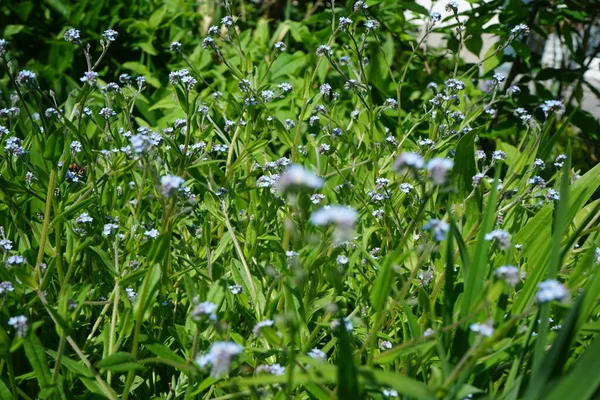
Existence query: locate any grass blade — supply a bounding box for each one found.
[337,321,360,399]
[523,297,582,400]
[543,334,600,400]
[460,167,500,318]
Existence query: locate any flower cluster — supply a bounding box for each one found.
[196,341,244,377]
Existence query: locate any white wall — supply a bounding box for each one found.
[409,0,600,115]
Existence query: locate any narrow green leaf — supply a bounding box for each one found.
[0,378,12,400]
[144,342,186,365]
[0,323,11,357]
[373,339,434,364]
[531,147,572,374]
[451,129,477,198]
[461,167,500,318]
[482,45,503,75]
[524,297,582,400]
[444,221,457,347]
[337,318,360,399]
[370,249,413,312]
[23,333,52,389]
[134,262,161,321]
[357,368,436,399]
[543,334,600,400]
[537,111,574,161]
[513,161,600,313]
[305,383,330,400]
[497,377,522,400]
[547,144,571,280]
[174,86,189,115]
[147,233,171,264]
[89,246,115,274]
[97,352,142,372]
[577,246,600,333]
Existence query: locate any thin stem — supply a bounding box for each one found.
[50,336,66,386]
[1,55,39,130]
[38,291,117,400]
[107,239,121,385]
[178,110,193,175]
[397,23,433,137]
[35,169,57,283]
[223,209,259,318]
[7,355,19,399]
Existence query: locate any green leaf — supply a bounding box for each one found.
[44,305,71,337]
[120,269,148,287]
[23,334,52,389]
[305,383,330,400]
[42,129,64,163]
[0,326,10,357]
[97,352,142,372]
[207,279,226,306]
[370,248,413,312]
[270,52,307,79]
[374,339,434,364]
[465,34,483,57]
[283,279,308,337]
[3,25,24,37]
[0,378,12,400]
[451,129,477,198]
[531,147,572,373]
[337,316,360,399]
[524,297,582,400]
[188,377,218,396]
[144,342,186,365]
[89,246,114,273]
[147,233,171,264]
[497,377,523,400]
[512,40,531,63]
[288,22,312,45]
[548,146,572,280]
[461,167,500,318]
[148,95,181,111]
[231,259,257,309]
[357,368,436,399]
[537,111,574,162]
[576,246,600,333]
[135,262,162,321]
[138,41,158,56]
[212,233,231,266]
[543,334,600,400]
[513,161,600,314]
[174,86,189,115]
[148,6,166,29]
[44,0,71,17]
[444,220,457,337]
[482,45,503,76]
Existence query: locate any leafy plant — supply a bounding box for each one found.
[0,0,599,399]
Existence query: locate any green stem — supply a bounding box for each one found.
[366,310,385,366]
[38,291,118,400]
[185,328,201,399]
[36,169,57,284]
[107,282,120,383]
[51,336,66,386]
[178,106,193,175]
[7,355,18,400]
[54,203,64,285]
[223,211,260,318]
[397,26,432,137]
[122,260,160,399]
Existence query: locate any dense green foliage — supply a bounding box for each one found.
[1,0,600,399]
